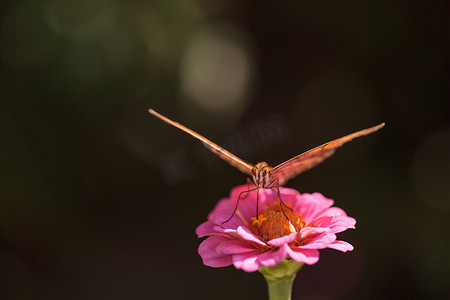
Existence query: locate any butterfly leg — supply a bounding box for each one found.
[246,178,263,220]
[256,187,260,220]
[267,178,293,221]
[221,187,258,225]
[246,177,253,190]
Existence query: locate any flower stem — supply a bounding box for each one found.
[259,260,304,300]
[265,274,296,300]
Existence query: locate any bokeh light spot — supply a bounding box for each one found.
[180,24,255,114]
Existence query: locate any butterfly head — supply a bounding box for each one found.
[252,162,273,188]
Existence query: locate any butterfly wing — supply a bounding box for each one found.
[149,109,254,176]
[271,123,385,185]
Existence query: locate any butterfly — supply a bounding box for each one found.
[149,109,384,223]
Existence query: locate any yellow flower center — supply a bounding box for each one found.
[248,203,305,243]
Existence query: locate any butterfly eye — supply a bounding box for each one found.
[252,168,256,176]
[262,169,268,176]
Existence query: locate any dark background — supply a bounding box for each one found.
[1,0,448,299]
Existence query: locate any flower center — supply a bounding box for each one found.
[248,203,305,242]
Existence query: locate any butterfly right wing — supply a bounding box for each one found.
[149,109,254,176]
[271,123,385,185]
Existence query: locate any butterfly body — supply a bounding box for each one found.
[252,162,274,188]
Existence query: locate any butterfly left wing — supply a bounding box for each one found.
[149,109,254,176]
[271,123,385,185]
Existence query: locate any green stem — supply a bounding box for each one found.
[265,273,297,300]
[259,260,304,300]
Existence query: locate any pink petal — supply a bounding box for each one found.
[317,206,348,217]
[195,218,242,240]
[287,247,320,265]
[299,226,329,237]
[227,185,259,219]
[213,225,237,235]
[327,240,354,252]
[233,251,262,272]
[298,232,337,249]
[229,184,253,199]
[259,188,279,208]
[207,197,231,220]
[216,240,257,254]
[212,210,245,227]
[311,215,356,233]
[347,217,356,228]
[267,232,297,247]
[196,221,216,237]
[236,226,267,246]
[294,193,334,223]
[198,237,233,268]
[277,188,302,207]
[258,245,288,267]
[202,255,232,268]
[230,190,259,222]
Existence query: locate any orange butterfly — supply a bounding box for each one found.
[149,109,384,222]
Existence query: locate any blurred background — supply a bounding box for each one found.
[1,0,448,299]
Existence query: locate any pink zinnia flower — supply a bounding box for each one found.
[196,184,356,272]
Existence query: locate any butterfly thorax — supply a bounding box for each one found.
[252,162,274,188]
